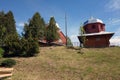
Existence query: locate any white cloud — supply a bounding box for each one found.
[105,18,120,34]
[16,22,24,27]
[16,27,23,34]
[106,20,120,46]
[110,36,120,46]
[70,35,80,46]
[106,18,120,26]
[115,27,120,35]
[16,22,25,34]
[70,35,79,42]
[106,0,120,11]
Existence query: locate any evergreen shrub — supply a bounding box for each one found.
[1,59,16,67]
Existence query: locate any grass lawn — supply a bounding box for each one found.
[10,46,120,80]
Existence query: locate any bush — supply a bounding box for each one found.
[0,47,4,58]
[3,36,39,57]
[22,38,39,57]
[3,34,20,57]
[1,59,16,67]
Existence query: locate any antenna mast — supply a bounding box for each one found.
[65,13,67,46]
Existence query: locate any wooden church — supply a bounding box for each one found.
[78,17,114,47]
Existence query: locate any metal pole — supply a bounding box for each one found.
[65,13,67,46]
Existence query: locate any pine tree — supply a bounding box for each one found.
[0,11,5,16]
[0,11,19,56]
[23,23,32,39]
[0,11,18,47]
[45,17,59,44]
[0,11,41,57]
[28,12,45,40]
[22,12,45,56]
[0,25,6,46]
[0,11,5,29]
[40,18,45,38]
[5,11,17,35]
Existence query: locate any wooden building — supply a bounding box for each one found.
[78,17,114,47]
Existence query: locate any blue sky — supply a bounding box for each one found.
[0,0,120,45]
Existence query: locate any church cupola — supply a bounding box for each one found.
[83,17,105,33]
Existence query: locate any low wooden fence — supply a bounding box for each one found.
[0,67,13,79]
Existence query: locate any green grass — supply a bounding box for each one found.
[8,47,120,80]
